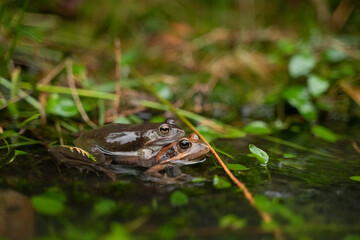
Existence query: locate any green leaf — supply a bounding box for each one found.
[154,83,172,100]
[307,75,330,97]
[249,144,269,165]
[150,115,165,123]
[7,150,27,164]
[170,191,188,206]
[192,177,207,183]
[243,121,272,135]
[350,176,360,182]
[213,175,231,189]
[113,117,132,124]
[46,93,78,117]
[288,54,315,78]
[282,86,318,121]
[226,163,249,171]
[283,153,296,158]
[93,199,117,217]
[219,214,246,230]
[311,125,338,143]
[220,126,246,138]
[324,48,347,63]
[31,187,66,216]
[102,223,132,240]
[19,113,40,128]
[196,125,218,143]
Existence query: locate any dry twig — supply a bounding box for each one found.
[66,59,97,128]
[113,39,122,115]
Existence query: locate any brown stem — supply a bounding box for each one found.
[66,59,97,128]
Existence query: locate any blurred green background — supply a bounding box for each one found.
[1,0,359,128]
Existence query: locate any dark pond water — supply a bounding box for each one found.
[1,121,360,240]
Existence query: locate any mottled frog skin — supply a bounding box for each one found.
[50,131,210,182]
[50,119,185,166]
[144,133,210,178]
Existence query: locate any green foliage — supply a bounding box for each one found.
[170,191,189,206]
[311,125,339,143]
[93,199,117,217]
[219,214,246,230]
[307,75,329,97]
[282,153,296,159]
[324,48,347,63]
[226,163,249,171]
[282,86,318,121]
[102,223,132,240]
[213,175,231,189]
[46,93,79,117]
[350,176,360,182]
[7,149,27,164]
[288,54,316,78]
[31,187,67,216]
[255,195,304,227]
[243,121,272,135]
[249,144,269,165]
[19,113,40,128]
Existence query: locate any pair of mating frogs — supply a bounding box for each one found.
[50,119,210,181]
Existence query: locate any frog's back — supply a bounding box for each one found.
[74,123,159,152]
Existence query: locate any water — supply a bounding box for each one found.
[1,122,360,240]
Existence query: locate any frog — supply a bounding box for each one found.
[50,119,185,167]
[50,133,210,182]
[144,133,210,178]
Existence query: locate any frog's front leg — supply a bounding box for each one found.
[145,164,186,184]
[145,164,166,178]
[74,138,111,165]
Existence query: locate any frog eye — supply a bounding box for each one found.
[159,124,170,135]
[179,139,191,149]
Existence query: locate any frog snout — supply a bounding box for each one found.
[177,129,186,137]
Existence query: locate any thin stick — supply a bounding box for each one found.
[66,59,97,129]
[113,39,122,115]
[38,60,67,85]
[133,68,283,239]
[39,92,47,124]
[55,119,64,145]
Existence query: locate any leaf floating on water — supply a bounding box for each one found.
[170,191,188,206]
[311,125,339,143]
[350,176,360,182]
[249,144,269,165]
[213,175,231,189]
[226,163,249,171]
